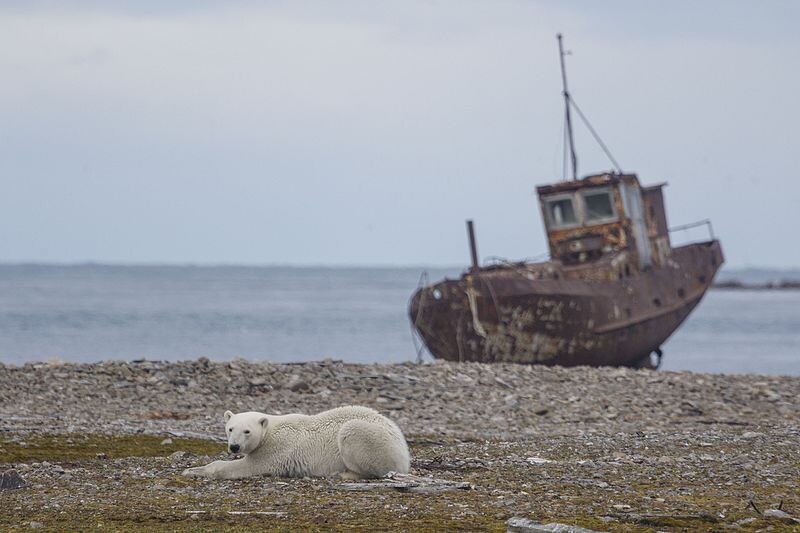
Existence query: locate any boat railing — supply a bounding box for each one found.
[669,218,715,245]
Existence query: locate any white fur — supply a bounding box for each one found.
[182,406,410,480]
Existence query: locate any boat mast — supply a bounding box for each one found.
[557,33,578,181]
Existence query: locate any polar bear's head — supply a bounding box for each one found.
[223,410,268,455]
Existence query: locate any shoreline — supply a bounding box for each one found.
[713,280,800,291]
[3,358,799,436]
[3,355,798,376]
[2,359,798,531]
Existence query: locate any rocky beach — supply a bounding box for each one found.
[1,358,798,531]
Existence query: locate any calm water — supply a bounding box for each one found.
[0,265,797,375]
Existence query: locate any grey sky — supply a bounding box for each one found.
[1,1,798,267]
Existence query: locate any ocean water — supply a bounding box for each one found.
[0,264,797,376]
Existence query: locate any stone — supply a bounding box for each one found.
[160,438,173,446]
[337,473,471,494]
[495,376,513,388]
[168,451,191,462]
[507,517,601,532]
[286,375,310,392]
[762,509,798,522]
[526,457,554,465]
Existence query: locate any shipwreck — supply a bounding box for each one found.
[409,35,723,369]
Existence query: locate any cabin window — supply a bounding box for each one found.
[583,189,616,223]
[546,197,578,228]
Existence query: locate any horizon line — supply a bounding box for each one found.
[0,261,798,272]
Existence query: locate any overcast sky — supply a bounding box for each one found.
[1,1,798,267]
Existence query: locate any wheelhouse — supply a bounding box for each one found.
[537,173,671,268]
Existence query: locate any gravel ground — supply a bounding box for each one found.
[1,358,799,531]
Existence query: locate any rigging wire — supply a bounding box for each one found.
[410,270,430,364]
[556,34,623,177]
[569,96,623,173]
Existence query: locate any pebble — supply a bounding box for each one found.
[507,517,600,532]
[526,457,554,465]
[762,508,797,522]
[286,375,310,392]
[168,451,191,462]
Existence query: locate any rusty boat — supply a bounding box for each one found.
[408,35,724,369]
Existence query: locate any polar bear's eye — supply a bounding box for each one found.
[228,428,233,432]
[244,430,250,435]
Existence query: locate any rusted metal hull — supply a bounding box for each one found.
[410,240,723,367]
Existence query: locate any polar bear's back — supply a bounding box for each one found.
[313,405,386,426]
[271,406,383,432]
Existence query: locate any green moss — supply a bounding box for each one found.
[0,433,222,463]
[1,481,508,532]
[1,434,797,532]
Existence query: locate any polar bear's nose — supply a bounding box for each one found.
[229,444,240,453]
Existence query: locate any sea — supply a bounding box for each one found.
[0,264,797,376]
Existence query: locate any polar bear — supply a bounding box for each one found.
[182,405,410,480]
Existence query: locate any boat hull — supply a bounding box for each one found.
[409,240,723,367]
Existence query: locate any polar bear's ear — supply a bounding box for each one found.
[224,410,234,422]
[259,416,268,427]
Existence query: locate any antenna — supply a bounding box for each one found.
[556,34,623,177]
[557,33,578,181]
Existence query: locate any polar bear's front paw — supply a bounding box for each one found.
[182,466,210,478]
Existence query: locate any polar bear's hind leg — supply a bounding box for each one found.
[337,419,410,478]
